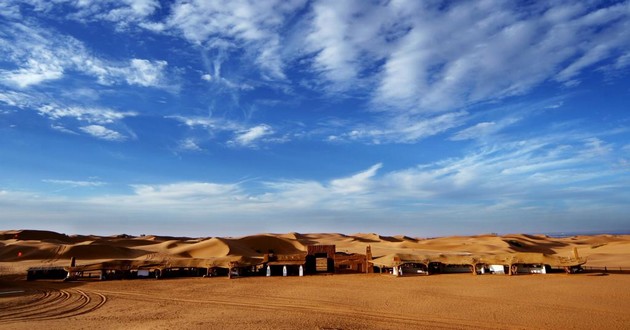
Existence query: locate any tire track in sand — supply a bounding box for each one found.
[0,288,107,324]
[97,289,523,329]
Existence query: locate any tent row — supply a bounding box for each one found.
[369,252,586,276]
[27,245,586,281]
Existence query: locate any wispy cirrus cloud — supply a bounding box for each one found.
[230,124,274,147]
[450,117,522,141]
[0,90,33,108]
[80,125,127,141]
[152,1,630,118]
[0,89,136,141]
[177,138,203,152]
[330,163,381,194]
[164,0,306,80]
[328,111,467,144]
[168,115,284,149]
[7,0,161,30]
[4,129,628,234]
[37,103,135,141]
[129,182,241,203]
[0,16,169,89]
[7,1,629,147]
[159,1,630,144]
[167,115,238,131]
[37,105,136,124]
[123,59,168,87]
[43,179,106,187]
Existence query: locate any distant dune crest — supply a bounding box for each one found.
[1,229,629,268]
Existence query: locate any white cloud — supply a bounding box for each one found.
[545,102,564,109]
[8,1,627,147]
[0,90,136,140]
[0,2,22,19]
[124,59,168,87]
[355,1,630,113]
[50,124,78,135]
[167,115,243,133]
[2,60,64,88]
[0,19,168,89]
[198,57,254,90]
[581,137,613,157]
[43,179,105,187]
[450,116,522,141]
[153,1,630,143]
[168,115,218,129]
[104,136,630,217]
[2,133,629,234]
[164,0,306,80]
[9,1,628,118]
[178,138,202,152]
[38,105,136,124]
[0,90,32,107]
[80,125,126,141]
[232,124,273,147]
[451,122,497,141]
[119,182,243,206]
[14,0,162,30]
[160,1,628,147]
[333,112,466,144]
[99,0,161,28]
[168,116,284,148]
[331,163,381,194]
[305,0,361,86]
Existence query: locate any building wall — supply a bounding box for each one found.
[305,245,336,273]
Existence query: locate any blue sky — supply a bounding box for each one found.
[1,0,629,237]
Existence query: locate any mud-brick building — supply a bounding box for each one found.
[305,245,336,273]
[265,244,372,275]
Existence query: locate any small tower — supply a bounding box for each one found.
[365,245,374,273]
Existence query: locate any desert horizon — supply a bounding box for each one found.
[3,228,630,268]
[2,229,630,329]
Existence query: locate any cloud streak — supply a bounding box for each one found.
[5,1,629,146]
[231,124,274,147]
[2,133,627,235]
[0,17,169,89]
[37,105,136,124]
[80,125,127,141]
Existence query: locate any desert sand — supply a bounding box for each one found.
[1,230,630,329]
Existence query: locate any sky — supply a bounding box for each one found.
[1,0,629,237]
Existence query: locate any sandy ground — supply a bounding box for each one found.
[1,273,629,330]
[2,230,630,329]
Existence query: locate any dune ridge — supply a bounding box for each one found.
[1,229,629,268]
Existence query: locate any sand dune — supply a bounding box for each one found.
[1,229,629,268]
[235,234,306,254]
[1,230,75,243]
[58,244,149,260]
[169,238,231,258]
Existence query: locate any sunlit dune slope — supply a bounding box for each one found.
[1,229,629,267]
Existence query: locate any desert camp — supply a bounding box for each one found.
[0,229,606,284]
[2,230,630,329]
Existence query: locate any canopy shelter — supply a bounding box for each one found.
[65,256,264,280]
[369,252,586,275]
[264,253,306,276]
